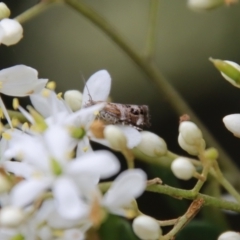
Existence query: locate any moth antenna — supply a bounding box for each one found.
[80,72,93,102]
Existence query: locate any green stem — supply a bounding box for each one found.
[99,182,240,213]
[145,0,160,60]
[132,149,178,167]
[15,0,57,24]
[64,0,240,188]
[213,161,240,204]
[8,110,27,123]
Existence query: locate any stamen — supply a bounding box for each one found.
[46,81,56,90]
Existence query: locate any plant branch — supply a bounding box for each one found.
[64,0,240,188]
[99,182,240,213]
[15,0,57,24]
[145,0,160,60]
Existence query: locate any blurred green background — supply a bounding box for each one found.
[2,0,240,239]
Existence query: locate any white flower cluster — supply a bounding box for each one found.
[0,67,152,240]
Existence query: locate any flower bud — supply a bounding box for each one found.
[179,121,203,145]
[0,206,25,227]
[0,3,10,19]
[223,114,240,138]
[136,131,167,157]
[64,90,82,112]
[171,157,195,180]
[218,231,240,240]
[132,215,162,240]
[178,134,199,156]
[210,58,240,88]
[187,0,224,11]
[0,19,23,46]
[104,125,127,151]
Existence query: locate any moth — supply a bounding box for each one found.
[84,99,150,131]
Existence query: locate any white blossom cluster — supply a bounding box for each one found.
[0,64,158,239]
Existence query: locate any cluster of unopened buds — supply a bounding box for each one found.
[0,1,240,240]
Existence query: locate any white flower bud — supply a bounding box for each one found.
[210,59,240,88]
[64,90,82,112]
[187,0,224,11]
[132,215,162,240]
[218,231,240,240]
[171,157,195,180]
[0,3,11,19]
[0,19,23,46]
[221,61,240,88]
[223,114,240,138]
[0,206,25,227]
[104,125,127,151]
[136,131,167,157]
[179,121,203,145]
[178,134,199,156]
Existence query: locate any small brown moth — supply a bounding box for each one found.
[85,100,150,130]
[83,77,150,130]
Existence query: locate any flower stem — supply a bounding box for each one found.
[99,181,240,213]
[15,0,57,24]
[64,0,240,188]
[161,199,204,240]
[144,0,160,61]
[212,160,240,204]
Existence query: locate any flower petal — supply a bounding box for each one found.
[10,179,50,207]
[116,125,141,148]
[68,150,120,179]
[3,161,35,179]
[0,65,47,96]
[53,177,88,220]
[82,70,111,107]
[30,89,70,118]
[102,169,147,211]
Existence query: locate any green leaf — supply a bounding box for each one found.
[176,220,223,240]
[98,214,140,240]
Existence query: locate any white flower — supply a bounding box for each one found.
[132,215,161,240]
[223,114,240,138]
[101,169,147,216]
[171,157,195,180]
[187,0,224,11]
[135,131,167,157]
[0,65,47,127]
[218,231,240,240]
[0,19,23,46]
[3,124,120,220]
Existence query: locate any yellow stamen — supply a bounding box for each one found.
[46,81,56,91]
[22,122,29,132]
[82,146,88,152]
[0,108,3,119]
[11,118,20,127]
[57,92,62,99]
[94,111,100,116]
[12,98,19,110]
[2,132,11,140]
[42,88,50,97]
